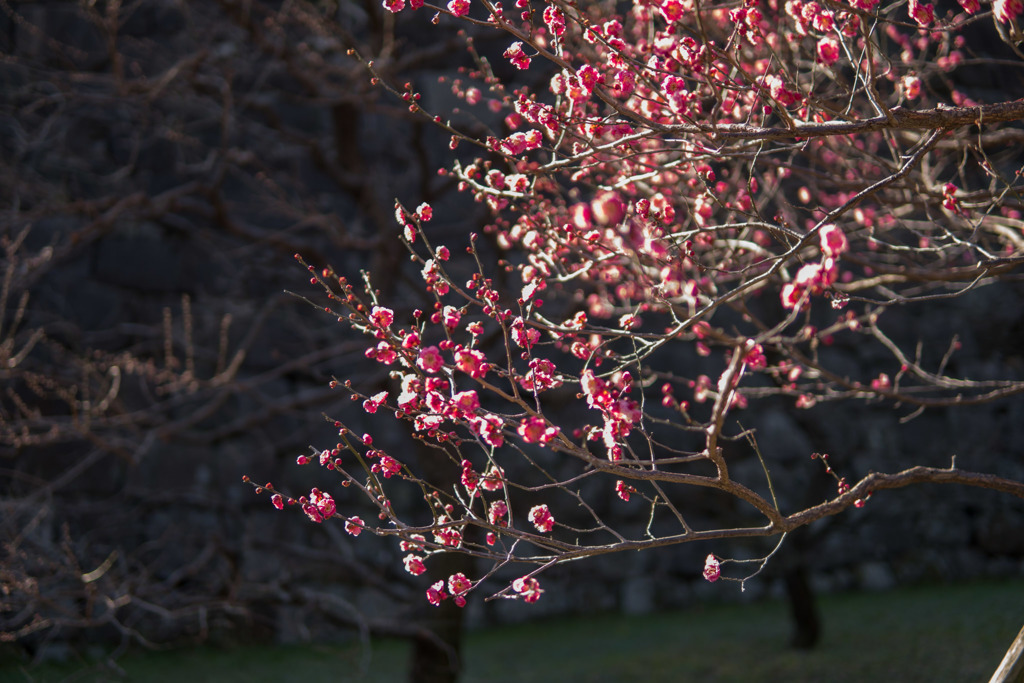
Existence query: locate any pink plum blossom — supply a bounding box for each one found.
[452,390,481,414]
[345,516,364,536]
[819,224,848,257]
[470,414,505,447]
[510,317,540,348]
[404,554,427,575]
[512,576,543,603]
[455,347,489,378]
[303,488,336,523]
[363,390,388,414]
[908,0,934,25]
[447,0,469,16]
[703,554,721,582]
[528,504,555,533]
[480,465,505,492]
[400,535,426,552]
[488,500,508,525]
[504,41,531,70]
[448,573,472,596]
[442,306,462,328]
[369,306,394,328]
[372,454,402,478]
[417,345,445,373]
[994,0,1022,22]
[543,6,565,35]
[426,580,447,606]
[902,75,922,99]
[518,416,557,444]
[817,36,840,66]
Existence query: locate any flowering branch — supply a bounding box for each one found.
[254,0,1024,610]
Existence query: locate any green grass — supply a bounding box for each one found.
[4,580,1023,682]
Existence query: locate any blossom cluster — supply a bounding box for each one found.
[251,0,1024,608]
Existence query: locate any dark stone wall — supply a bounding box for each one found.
[1,0,465,660]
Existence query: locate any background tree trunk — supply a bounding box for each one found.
[407,441,471,683]
[408,550,468,683]
[784,564,822,650]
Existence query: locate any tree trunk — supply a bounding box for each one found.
[408,550,467,683]
[783,564,821,650]
[407,440,470,683]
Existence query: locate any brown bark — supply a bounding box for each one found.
[990,625,1024,683]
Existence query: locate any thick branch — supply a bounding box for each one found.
[666,99,1024,141]
[990,624,1024,683]
[839,255,1024,290]
[784,466,1024,531]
